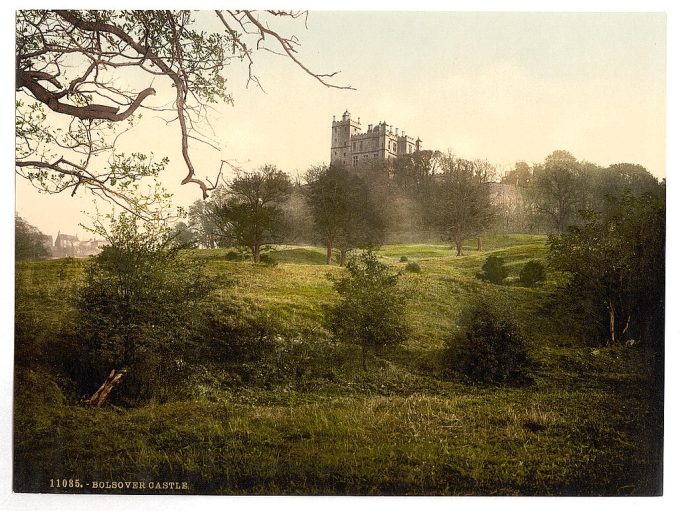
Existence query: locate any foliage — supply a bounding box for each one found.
[549,192,665,347]
[477,255,508,284]
[326,249,407,368]
[430,154,496,255]
[211,165,292,262]
[15,214,50,261]
[306,163,385,265]
[168,221,197,249]
[446,298,531,385]
[404,261,421,273]
[74,212,214,403]
[399,255,409,262]
[528,151,586,233]
[519,260,546,287]
[16,10,349,211]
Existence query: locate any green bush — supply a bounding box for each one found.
[399,255,409,262]
[75,213,214,404]
[445,299,531,385]
[404,261,421,273]
[519,260,546,287]
[477,255,508,284]
[326,249,408,369]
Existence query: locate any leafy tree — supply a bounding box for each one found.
[519,260,546,287]
[306,163,384,265]
[549,191,664,346]
[211,165,292,262]
[477,255,508,284]
[501,161,532,187]
[445,298,531,385]
[529,150,584,233]
[15,215,50,261]
[187,197,222,248]
[75,212,214,402]
[16,10,350,212]
[168,221,197,249]
[430,154,495,255]
[326,249,408,369]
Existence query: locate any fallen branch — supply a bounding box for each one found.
[83,368,127,406]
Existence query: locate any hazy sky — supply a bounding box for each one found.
[15,11,666,238]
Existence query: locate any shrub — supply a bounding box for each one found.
[519,260,546,287]
[404,261,421,273]
[399,255,409,262]
[75,213,214,404]
[326,249,408,369]
[445,299,531,385]
[477,255,508,284]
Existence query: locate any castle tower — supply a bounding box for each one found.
[331,111,421,168]
[330,110,362,167]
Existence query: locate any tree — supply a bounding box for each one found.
[187,194,225,248]
[168,221,196,249]
[326,249,408,369]
[430,155,495,256]
[501,161,532,187]
[16,10,351,213]
[76,212,213,403]
[529,150,584,233]
[15,215,50,261]
[306,163,384,265]
[211,165,292,262]
[549,191,664,346]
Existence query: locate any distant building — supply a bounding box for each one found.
[52,233,108,258]
[330,110,422,168]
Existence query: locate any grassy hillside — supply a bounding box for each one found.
[13,235,662,495]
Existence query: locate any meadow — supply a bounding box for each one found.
[13,235,663,495]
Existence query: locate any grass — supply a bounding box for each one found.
[13,234,662,495]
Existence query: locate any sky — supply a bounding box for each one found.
[14,10,667,239]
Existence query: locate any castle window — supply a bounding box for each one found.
[352,142,356,151]
[374,153,378,158]
[360,141,363,150]
[352,155,358,167]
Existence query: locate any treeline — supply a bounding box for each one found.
[172,149,663,263]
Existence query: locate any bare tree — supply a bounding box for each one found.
[16,10,352,215]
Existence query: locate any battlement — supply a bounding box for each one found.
[330,111,422,168]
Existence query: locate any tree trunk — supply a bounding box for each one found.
[455,239,463,256]
[608,300,616,345]
[339,248,347,266]
[253,244,260,263]
[477,237,482,251]
[326,241,333,265]
[84,369,126,407]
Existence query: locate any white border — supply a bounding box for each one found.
[2,2,677,511]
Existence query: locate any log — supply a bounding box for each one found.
[83,369,127,406]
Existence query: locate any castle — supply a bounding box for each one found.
[330,110,422,168]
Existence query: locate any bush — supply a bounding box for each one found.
[404,261,421,273]
[477,255,508,284]
[75,213,214,404]
[326,249,408,369]
[445,299,531,385]
[399,255,409,262]
[519,260,546,287]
